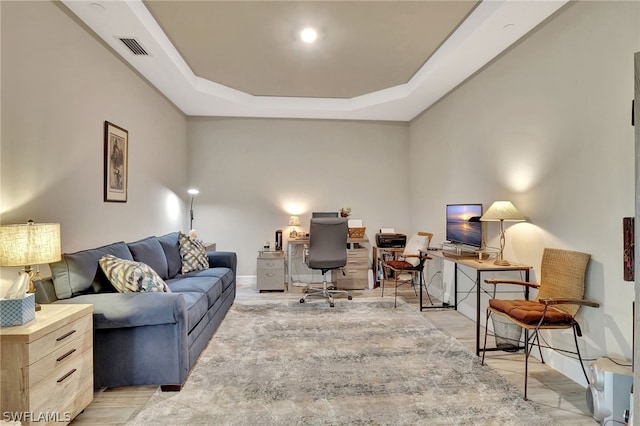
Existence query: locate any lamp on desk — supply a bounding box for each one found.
[288,215,301,238]
[0,221,61,308]
[480,201,525,266]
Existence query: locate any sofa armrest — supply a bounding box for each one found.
[207,251,237,274]
[34,278,59,304]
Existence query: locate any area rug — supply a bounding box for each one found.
[128,299,554,425]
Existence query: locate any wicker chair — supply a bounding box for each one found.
[480,248,599,400]
[381,232,433,308]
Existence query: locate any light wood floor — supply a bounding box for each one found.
[71,280,596,425]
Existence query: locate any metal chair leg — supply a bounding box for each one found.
[524,329,531,400]
[573,323,590,384]
[481,310,491,366]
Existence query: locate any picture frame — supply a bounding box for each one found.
[104,121,128,202]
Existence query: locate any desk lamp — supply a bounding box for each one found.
[288,215,301,238]
[480,201,525,266]
[188,188,199,230]
[0,221,61,308]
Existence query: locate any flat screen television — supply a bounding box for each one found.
[446,204,483,249]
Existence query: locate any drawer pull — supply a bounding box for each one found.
[266,273,275,277]
[56,329,76,342]
[56,348,77,362]
[57,368,77,383]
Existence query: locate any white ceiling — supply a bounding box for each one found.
[61,0,568,122]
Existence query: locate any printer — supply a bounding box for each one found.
[375,233,407,248]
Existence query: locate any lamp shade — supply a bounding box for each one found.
[480,201,525,222]
[0,223,61,267]
[288,215,301,226]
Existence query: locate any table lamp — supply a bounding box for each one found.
[288,215,300,238]
[0,221,61,303]
[480,201,525,266]
[188,188,199,230]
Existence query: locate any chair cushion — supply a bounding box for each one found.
[385,260,416,271]
[489,299,573,325]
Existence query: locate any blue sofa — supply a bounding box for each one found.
[35,232,236,391]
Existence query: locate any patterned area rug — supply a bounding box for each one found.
[128,299,554,425]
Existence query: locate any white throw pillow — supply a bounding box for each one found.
[402,234,431,267]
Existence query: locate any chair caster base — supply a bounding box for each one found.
[348,295,353,300]
[300,298,305,303]
[330,302,335,307]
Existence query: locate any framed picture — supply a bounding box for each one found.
[104,121,128,202]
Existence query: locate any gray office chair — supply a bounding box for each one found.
[300,217,353,307]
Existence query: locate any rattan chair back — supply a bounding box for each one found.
[535,248,591,317]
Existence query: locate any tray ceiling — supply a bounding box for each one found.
[61,1,568,121]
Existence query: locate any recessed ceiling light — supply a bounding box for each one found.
[300,27,318,44]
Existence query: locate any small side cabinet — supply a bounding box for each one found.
[0,303,94,425]
[257,251,285,292]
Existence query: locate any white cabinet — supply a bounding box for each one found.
[257,251,285,292]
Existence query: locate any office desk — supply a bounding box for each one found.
[426,250,531,356]
[286,236,369,290]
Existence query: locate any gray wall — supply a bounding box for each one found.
[1,1,188,284]
[187,117,410,276]
[409,1,640,384]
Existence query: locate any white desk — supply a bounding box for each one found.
[286,237,369,290]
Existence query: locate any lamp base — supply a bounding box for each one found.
[494,259,511,266]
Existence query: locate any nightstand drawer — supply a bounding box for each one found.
[28,313,92,366]
[28,329,93,388]
[30,346,93,419]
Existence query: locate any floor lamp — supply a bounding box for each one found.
[188,188,199,230]
[480,201,525,266]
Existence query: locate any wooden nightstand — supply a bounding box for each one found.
[0,303,94,425]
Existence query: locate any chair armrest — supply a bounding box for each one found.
[405,254,432,260]
[539,298,600,308]
[484,279,540,289]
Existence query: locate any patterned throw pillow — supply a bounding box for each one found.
[99,255,171,293]
[178,231,209,274]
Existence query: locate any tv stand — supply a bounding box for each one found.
[442,243,478,258]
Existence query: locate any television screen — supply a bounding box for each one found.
[446,204,483,248]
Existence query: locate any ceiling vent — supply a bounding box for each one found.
[118,38,149,56]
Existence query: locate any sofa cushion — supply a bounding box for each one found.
[158,232,182,279]
[99,255,171,293]
[178,232,209,274]
[177,267,235,292]
[50,241,133,300]
[54,292,187,329]
[167,276,223,308]
[179,291,210,332]
[127,236,169,280]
